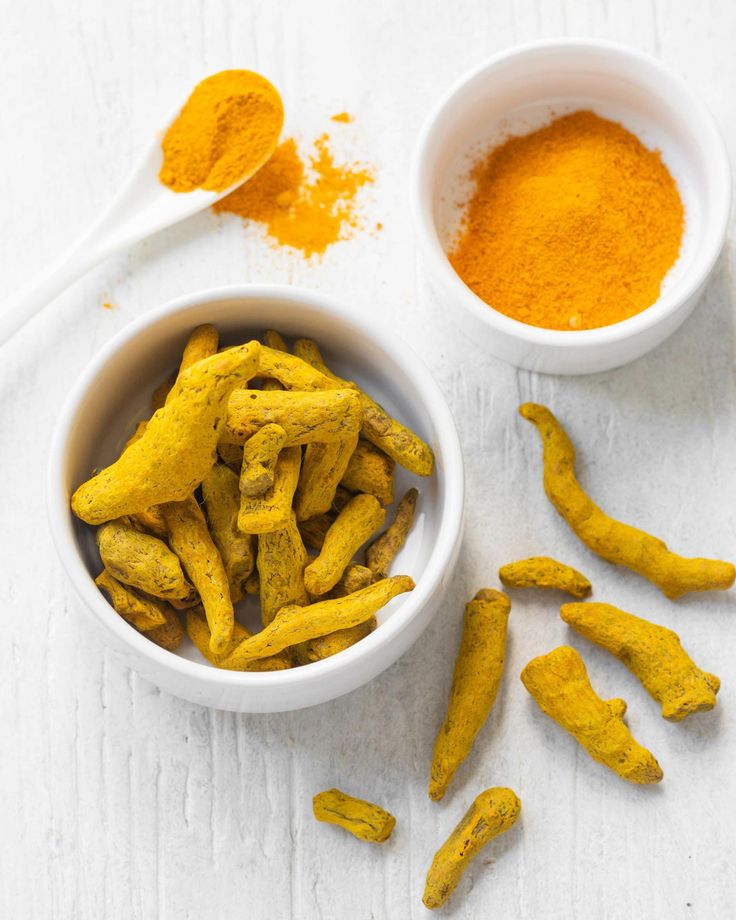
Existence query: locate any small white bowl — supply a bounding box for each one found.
[412,39,731,375]
[47,285,464,712]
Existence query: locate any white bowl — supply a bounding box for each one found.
[47,285,464,712]
[412,39,731,375]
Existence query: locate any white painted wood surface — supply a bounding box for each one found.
[1,1,735,917]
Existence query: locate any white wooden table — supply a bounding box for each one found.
[2,2,735,917]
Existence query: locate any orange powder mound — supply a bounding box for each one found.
[449,111,685,330]
[331,112,354,123]
[214,134,372,257]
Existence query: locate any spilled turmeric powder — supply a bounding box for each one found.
[450,110,684,330]
[214,134,373,257]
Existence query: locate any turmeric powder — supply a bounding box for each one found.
[450,111,684,330]
[214,134,373,257]
[160,70,283,193]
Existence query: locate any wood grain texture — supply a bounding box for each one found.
[1,0,735,917]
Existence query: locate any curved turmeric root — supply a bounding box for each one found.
[499,556,591,598]
[561,602,720,721]
[519,403,735,600]
[423,787,521,909]
[312,789,395,843]
[521,646,663,784]
[429,589,510,801]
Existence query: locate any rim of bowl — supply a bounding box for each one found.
[47,284,465,691]
[411,38,732,349]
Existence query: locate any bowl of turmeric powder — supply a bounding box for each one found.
[47,285,464,712]
[412,40,730,375]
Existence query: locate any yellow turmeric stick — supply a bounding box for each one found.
[95,569,168,631]
[303,493,386,596]
[519,403,735,599]
[237,444,301,533]
[423,788,521,910]
[223,388,362,446]
[129,505,168,539]
[561,602,720,721]
[186,609,291,671]
[144,606,185,652]
[160,495,234,655]
[521,646,663,784]
[313,789,395,843]
[257,346,339,391]
[263,330,288,352]
[293,338,434,476]
[299,564,376,662]
[201,463,255,602]
[96,519,195,603]
[220,575,414,666]
[218,441,244,472]
[294,432,360,521]
[340,439,395,504]
[239,423,288,497]
[499,556,591,598]
[72,343,260,524]
[429,589,510,801]
[366,488,418,578]
[166,323,220,404]
[256,511,309,625]
[298,513,333,551]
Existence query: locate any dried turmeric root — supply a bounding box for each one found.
[303,493,386,595]
[294,338,435,477]
[201,463,255,602]
[96,519,195,603]
[256,511,309,626]
[224,388,362,446]
[161,495,235,655]
[312,789,395,843]
[165,323,219,404]
[257,345,339,391]
[95,569,168,631]
[299,564,376,662]
[144,606,185,651]
[340,438,395,505]
[239,424,287,497]
[366,488,418,578]
[72,343,260,524]
[186,609,291,671]
[429,590,510,801]
[499,556,591,598]
[423,787,521,910]
[521,646,663,784]
[237,444,301,534]
[221,575,414,666]
[561,602,720,721]
[293,433,359,522]
[520,403,735,599]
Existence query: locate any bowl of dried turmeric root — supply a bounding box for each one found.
[47,285,464,712]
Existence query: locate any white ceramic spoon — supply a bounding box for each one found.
[0,115,277,346]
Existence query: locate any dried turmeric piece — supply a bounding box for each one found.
[72,343,260,524]
[256,511,309,625]
[161,495,234,655]
[239,423,288,497]
[366,488,418,578]
[123,420,149,452]
[245,570,260,595]
[96,519,195,602]
[218,441,244,472]
[165,323,220,404]
[303,493,386,596]
[293,337,434,477]
[257,345,339,391]
[313,789,395,843]
[294,432,359,521]
[429,589,510,801]
[224,388,362,446]
[95,569,168,631]
[300,564,376,661]
[499,556,591,598]
[221,575,414,666]
[520,403,736,599]
[186,609,291,671]
[423,788,521,910]
[144,606,185,651]
[341,439,395,504]
[237,444,301,533]
[263,330,288,352]
[201,463,255,602]
[561,602,720,721]
[129,506,168,539]
[520,646,663,784]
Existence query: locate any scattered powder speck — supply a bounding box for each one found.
[331,112,354,124]
[102,301,115,310]
[214,133,373,257]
